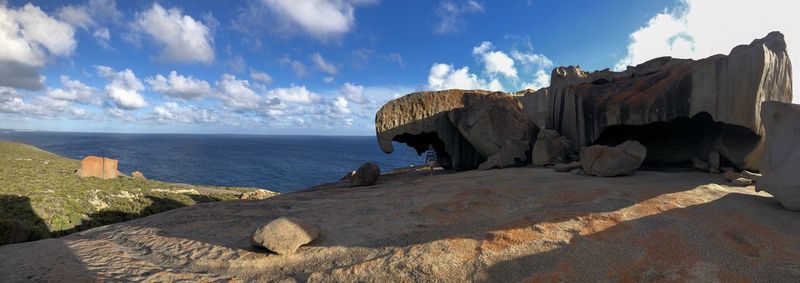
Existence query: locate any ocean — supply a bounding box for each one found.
[0,131,424,193]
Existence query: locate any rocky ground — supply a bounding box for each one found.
[2,166,798,282]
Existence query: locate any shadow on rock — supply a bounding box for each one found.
[484,191,800,282]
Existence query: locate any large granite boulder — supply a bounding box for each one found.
[376,90,532,171]
[757,101,800,210]
[518,32,792,171]
[580,140,647,177]
[75,156,118,179]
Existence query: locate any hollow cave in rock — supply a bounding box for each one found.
[592,112,761,170]
[393,132,454,169]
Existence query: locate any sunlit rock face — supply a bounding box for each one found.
[375,90,532,171]
[758,101,800,210]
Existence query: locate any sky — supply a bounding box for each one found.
[0,0,797,135]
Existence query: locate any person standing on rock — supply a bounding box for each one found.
[425,144,438,175]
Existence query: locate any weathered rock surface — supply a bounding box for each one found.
[2,168,798,282]
[349,163,381,187]
[517,32,793,170]
[75,156,118,179]
[531,129,570,166]
[513,88,550,128]
[757,101,800,210]
[131,171,146,179]
[478,138,528,170]
[375,90,532,170]
[251,217,320,255]
[581,140,647,177]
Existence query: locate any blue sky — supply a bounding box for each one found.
[0,0,797,135]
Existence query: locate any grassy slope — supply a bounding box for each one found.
[0,141,272,244]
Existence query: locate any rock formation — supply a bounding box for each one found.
[520,31,793,170]
[580,140,647,177]
[377,32,792,173]
[757,101,800,210]
[75,156,118,179]
[375,90,532,170]
[349,162,381,187]
[250,217,320,255]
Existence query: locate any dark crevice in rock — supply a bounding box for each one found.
[592,112,760,170]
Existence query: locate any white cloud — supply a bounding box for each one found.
[616,0,799,102]
[511,48,554,90]
[323,76,335,83]
[247,0,376,40]
[311,52,338,75]
[267,85,321,105]
[57,5,93,30]
[47,75,98,104]
[250,68,273,85]
[216,74,263,109]
[146,71,213,100]
[427,63,489,90]
[0,3,76,90]
[135,3,214,64]
[151,102,224,124]
[96,65,148,109]
[341,82,368,104]
[472,41,518,79]
[433,0,484,34]
[0,93,90,119]
[279,55,308,77]
[428,39,553,92]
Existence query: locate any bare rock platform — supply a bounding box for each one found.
[2,168,799,282]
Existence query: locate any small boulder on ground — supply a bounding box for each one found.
[731,178,754,186]
[250,216,320,255]
[532,129,570,166]
[552,161,582,173]
[580,140,647,177]
[349,163,380,187]
[691,157,710,171]
[131,171,146,179]
[75,156,118,179]
[239,189,274,200]
[723,170,742,181]
[340,171,355,181]
[478,138,529,170]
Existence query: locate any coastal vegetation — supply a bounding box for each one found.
[0,141,268,245]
